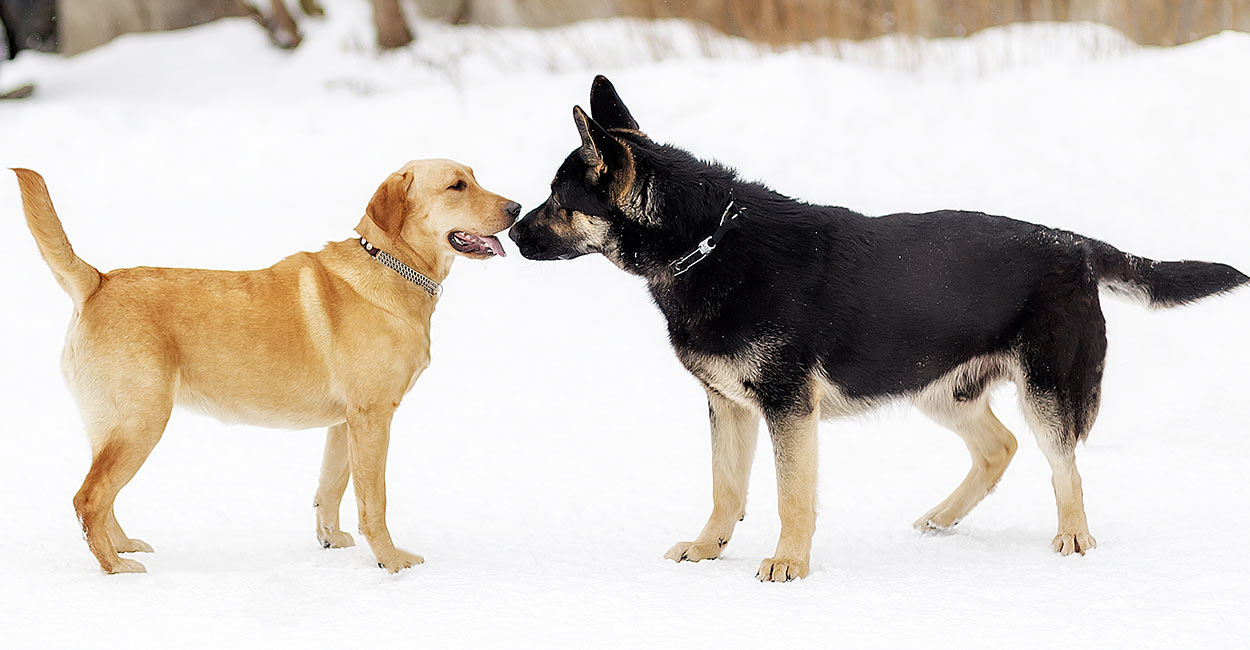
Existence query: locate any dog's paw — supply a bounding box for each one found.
[115,537,154,553]
[664,539,726,563]
[756,556,809,582]
[912,510,959,535]
[104,558,147,574]
[1052,532,1097,556]
[375,549,424,573]
[317,529,355,549]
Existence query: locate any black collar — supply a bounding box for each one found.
[671,196,744,276]
[359,237,442,298]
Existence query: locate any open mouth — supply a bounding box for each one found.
[448,231,506,258]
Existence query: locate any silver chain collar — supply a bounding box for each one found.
[359,237,442,298]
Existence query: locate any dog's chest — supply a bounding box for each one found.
[675,343,769,408]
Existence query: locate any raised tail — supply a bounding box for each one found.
[12,168,101,306]
[1092,239,1248,308]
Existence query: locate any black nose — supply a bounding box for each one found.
[505,202,521,218]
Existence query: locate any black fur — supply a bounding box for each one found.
[510,75,1249,448]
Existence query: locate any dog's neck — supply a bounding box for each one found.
[624,178,741,280]
[353,218,453,289]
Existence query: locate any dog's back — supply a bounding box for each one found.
[80,261,346,428]
[15,168,430,429]
[810,209,1247,401]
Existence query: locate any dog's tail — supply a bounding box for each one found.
[1091,239,1248,308]
[12,168,101,307]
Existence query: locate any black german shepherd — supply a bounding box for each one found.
[509,75,1248,582]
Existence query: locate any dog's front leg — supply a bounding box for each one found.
[314,423,355,549]
[665,389,759,563]
[346,404,423,573]
[757,408,819,582]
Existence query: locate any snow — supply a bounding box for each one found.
[2,5,1249,647]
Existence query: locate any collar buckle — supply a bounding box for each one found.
[672,237,715,276]
[671,196,743,277]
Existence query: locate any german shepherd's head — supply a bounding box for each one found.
[509,76,735,275]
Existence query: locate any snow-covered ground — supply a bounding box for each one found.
[2,4,1248,647]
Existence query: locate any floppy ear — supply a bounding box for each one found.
[366,170,414,238]
[574,105,625,180]
[589,75,640,131]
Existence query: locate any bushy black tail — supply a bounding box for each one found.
[1092,240,1249,308]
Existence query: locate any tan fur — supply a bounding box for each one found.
[572,106,609,178]
[668,345,1099,581]
[677,337,778,411]
[530,197,619,263]
[573,107,643,217]
[1046,454,1095,555]
[912,403,1019,533]
[910,355,1019,532]
[1018,387,1098,555]
[664,390,759,563]
[672,340,821,582]
[314,423,355,549]
[14,160,517,574]
[758,405,819,582]
[13,169,100,305]
[608,140,638,212]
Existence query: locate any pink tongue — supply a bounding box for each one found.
[483,235,506,258]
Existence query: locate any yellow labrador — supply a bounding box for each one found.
[13,160,519,574]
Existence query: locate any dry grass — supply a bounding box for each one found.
[619,0,1250,46]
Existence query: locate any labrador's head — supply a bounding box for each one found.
[363,159,520,261]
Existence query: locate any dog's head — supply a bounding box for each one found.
[361,159,520,262]
[510,76,690,271]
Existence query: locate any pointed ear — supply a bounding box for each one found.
[589,75,640,131]
[573,105,622,178]
[366,170,414,238]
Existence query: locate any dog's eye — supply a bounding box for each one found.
[447,180,466,191]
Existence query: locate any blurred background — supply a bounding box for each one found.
[2,1,1248,647]
[4,0,1248,99]
[3,0,1249,61]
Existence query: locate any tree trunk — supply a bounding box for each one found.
[264,0,301,49]
[59,0,254,55]
[0,0,57,53]
[299,0,324,17]
[372,0,413,50]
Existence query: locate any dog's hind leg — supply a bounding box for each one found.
[912,400,1018,533]
[314,422,355,549]
[73,395,170,574]
[1018,291,1106,556]
[1021,386,1100,556]
[1044,445,1094,556]
[67,336,173,573]
[665,389,759,563]
[106,507,154,553]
